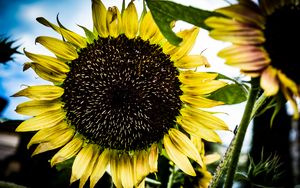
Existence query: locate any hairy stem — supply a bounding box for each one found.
[224,79,260,188]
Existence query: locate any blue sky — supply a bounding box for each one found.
[0,0,252,147]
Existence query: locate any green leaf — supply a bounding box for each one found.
[146,0,223,45]
[55,157,75,171]
[208,84,248,105]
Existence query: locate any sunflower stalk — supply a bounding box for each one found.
[223,78,260,188]
[209,132,237,188]
[209,78,260,187]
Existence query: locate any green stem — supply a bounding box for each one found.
[167,165,177,188]
[224,79,260,188]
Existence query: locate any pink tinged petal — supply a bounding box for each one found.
[241,70,263,77]
[205,16,255,31]
[219,45,270,64]
[218,45,270,71]
[215,4,265,29]
[209,28,265,45]
[260,66,279,96]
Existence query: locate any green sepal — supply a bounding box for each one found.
[78,25,97,44]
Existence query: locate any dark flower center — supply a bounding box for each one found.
[264,4,300,84]
[62,35,182,151]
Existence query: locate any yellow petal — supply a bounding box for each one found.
[148,144,158,173]
[149,29,164,44]
[27,120,68,148]
[139,12,158,41]
[122,1,138,39]
[170,27,200,60]
[90,149,110,188]
[281,86,299,119]
[110,151,122,188]
[168,128,203,166]
[92,0,109,37]
[15,99,62,116]
[32,128,74,156]
[24,62,66,83]
[35,36,78,60]
[16,109,65,132]
[177,117,222,143]
[36,17,87,48]
[204,153,221,165]
[178,71,218,85]
[12,85,64,100]
[24,50,70,73]
[106,6,122,38]
[181,80,227,95]
[278,71,299,95]
[260,66,279,96]
[175,55,210,69]
[120,154,134,188]
[190,136,203,154]
[79,145,99,188]
[51,136,84,167]
[134,151,150,186]
[137,179,145,188]
[163,135,196,176]
[71,144,95,184]
[180,107,228,130]
[180,95,223,108]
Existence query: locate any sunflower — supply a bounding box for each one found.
[13,0,228,187]
[205,0,300,119]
